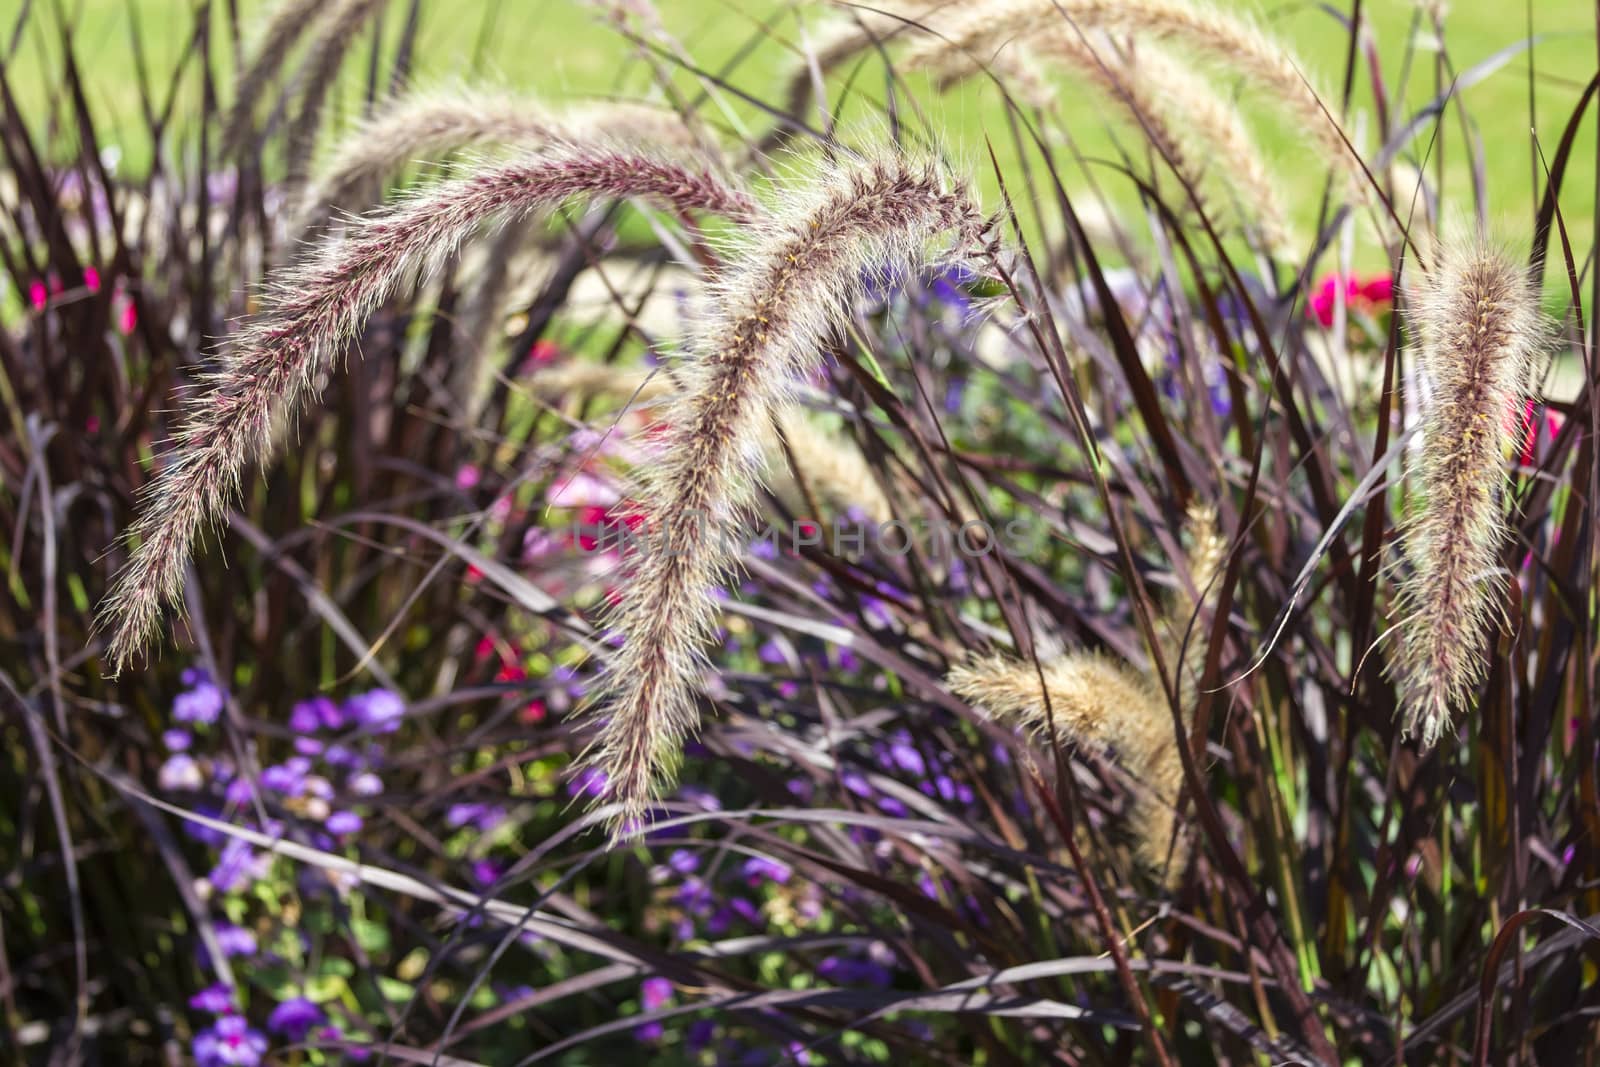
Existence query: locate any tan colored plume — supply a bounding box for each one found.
[1390,236,1548,746]
[948,505,1225,884]
[581,155,989,828]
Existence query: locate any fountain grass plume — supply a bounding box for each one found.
[930,32,1291,254]
[949,650,1189,877]
[99,147,755,673]
[281,0,392,194]
[1119,46,1294,256]
[1390,237,1548,747]
[762,5,1047,159]
[585,155,989,828]
[1166,504,1226,710]
[221,0,335,159]
[897,0,1365,196]
[948,506,1227,883]
[301,89,714,219]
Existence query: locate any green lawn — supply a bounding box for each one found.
[9,0,1598,259]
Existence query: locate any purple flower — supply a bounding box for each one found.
[676,785,721,812]
[174,681,225,725]
[447,803,506,832]
[163,729,193,751]
[634,1020,664,1042]
[817,955,892,988]
[188,983,234,1013]
[676,877,714,916]
[325,811,363,835]
[666,849,699,876]
[261,761,308,796]
[314,1026,370,1060]
[567,766,608,799]
[686,1019,717,1052]
[159,754,204,792]
[224,776,255,806]
[758,640,786,666]
[640,976,674,1012]
[289,700,323,735]
[268,997,326,1041]
[1208,376,1233,418]
[183,805,228,848]
[471,859,502,887]
[944,377,966,415]
[208,838,269,893]
[213,922,257,958]
[741,856,792,887]
[840,771,873,798]
[317,744,349,768]
[860,595,895,628]
[708,897,762,934]
[346,689,404,733]
[888,735,925,777]
[347,771,384,797]
[193,1015,267,1067]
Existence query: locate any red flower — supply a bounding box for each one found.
[1308,270,1394,328]
[524,338,560,370]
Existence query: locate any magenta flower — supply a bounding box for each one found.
[1307,270,1395,328]
[193,1015,267,1067]
[640,976,674,1012]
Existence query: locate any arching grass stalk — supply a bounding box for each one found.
[100,147,754,672]
[300,89,714,221]
[898,0,1366,197]
[585,155,990,828]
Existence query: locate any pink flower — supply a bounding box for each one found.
[117,293,138,335]
[1516,400,1563,466]
[1307,271,1394,328]
[83,266,101,292]
[1358,274,1393,303]
[547,470,621,509]
[28,280,47,309]
[524,338,560,370]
